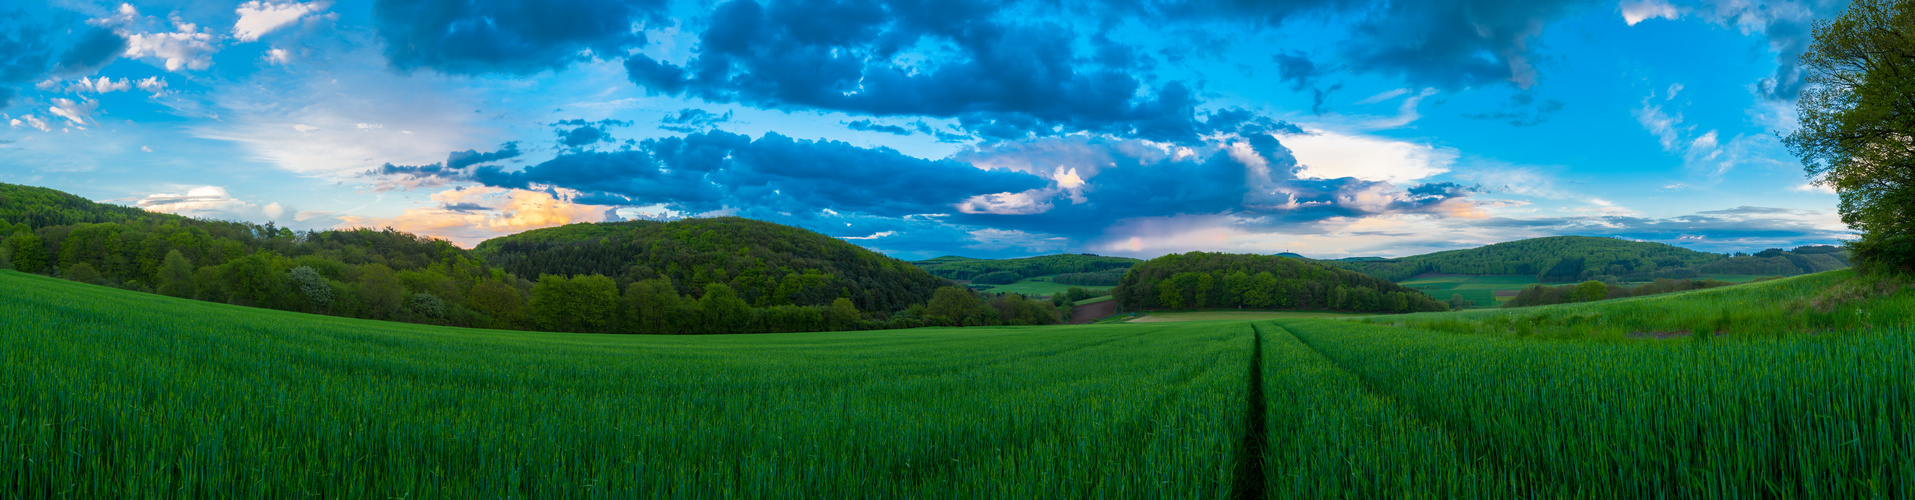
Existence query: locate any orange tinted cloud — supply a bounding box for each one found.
[337,186,607,247]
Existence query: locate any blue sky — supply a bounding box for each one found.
[0,0,1853,260]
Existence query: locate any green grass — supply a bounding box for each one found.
[9,268,1915,497]
[1072,295,1113,306]
[0,271,1246,497]
[1397,273,1800,309]
[972,274,1114,297]
[1371,269,1915,340]
[1128,310,1369,322]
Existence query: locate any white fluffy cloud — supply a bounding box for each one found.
[132,186,286,222]
[124,30,218,71]
[1284,129,1456,183]
[48,98,99,126]
[66,77,132,93]
[234,1,331,42]
[1620,0,1681,25]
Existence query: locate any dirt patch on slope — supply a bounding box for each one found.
[1070,300,1117,324]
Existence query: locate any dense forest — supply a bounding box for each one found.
[473,218,949,315]
[1113,252,1449,314]
[911,253,1141,282]
[0,183,1061,334]
[1325,236,1850,282]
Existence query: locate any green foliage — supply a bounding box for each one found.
[357,264,405,319]
[926,286,982,324]
[408,292,446,319]
[64,262,103,284]
[969,271,1024,285]
[8,232,47,272]
[289,266,333,311]
[158,250,194,299]
[1052,268,1127,286]
[1786,0,1915,272]
[529,274,620,333]
[912,253,1140,281]
[1568,280,1609,302]
[1115,252,1447,314]
[474,217,946,315]
[696,283,752,333]
[827,297,860,330]
[620,278,686,334]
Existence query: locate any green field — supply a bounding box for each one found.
[970,274,1113,297]
[7,269,1914,496]
[1397,273,1790,308]
[1072,295,1113,306]
[1127,310,1370,322]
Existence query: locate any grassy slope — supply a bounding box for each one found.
[1126,311,1369,322]
[1371,269,1915,339]
[972,274,1115,297]
[1,271,1246,497]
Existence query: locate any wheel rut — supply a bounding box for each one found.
[1229,325,1267,500]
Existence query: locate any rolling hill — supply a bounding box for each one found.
[1114,252,1449,313]
[1323,235,1849,283]
[472,217,950,315]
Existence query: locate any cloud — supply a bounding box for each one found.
[553,118,631,148]
[130,186,292,222]
[234,1,331,43]
[1790,182,1835,194]
[1620,0,1681,25]
[65,76,131,93]
[10,115,51,132]
[1661,0,1846,102]
[1338,0,1592,90]
[374,0,669,75]
[842,230,896,240]
[1274,50,1329,92]
[123,31,218,72]
[0,13,54,109]
[1366,88,1439,128]
[846,119,913,135]
[660,108,732,133]
[1462,91,1566,127]
[624,0,1211,142]
[48,98,98,125]
[336,186,611,247]
[1284,129,1457,183]
[55,27,128,74]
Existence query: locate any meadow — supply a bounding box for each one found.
[5,268,1912,497]
[1127,311,1370,323]
[1399,273,1793,308]
[967,274,1113,297]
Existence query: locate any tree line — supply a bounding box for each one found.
[0,183,1066,334]
[1113,252,1449,314]
[912,253,1139,282]
[1328,236,1851,283]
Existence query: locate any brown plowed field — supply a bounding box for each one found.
[1070,299,1117,324]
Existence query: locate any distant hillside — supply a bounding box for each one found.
[1113,252,1447,314]
[1324,236,1849,282]
[474,218,949,315]
[911,253,1141,283]
[0,182,524,329]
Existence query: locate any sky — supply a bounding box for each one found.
[0,0,1855,260]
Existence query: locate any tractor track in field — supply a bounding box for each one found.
[1229,326,1267,500]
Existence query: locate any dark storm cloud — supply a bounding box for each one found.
[846,119,913,135]
[374,0,669,75]
[0,12,52,109]
[1273,51,1325,91]
[374,142,523,177]
[54,28,126,74]
[623,0,1212,142]
[659,108,732,133]
[1340,0,1593,90]
[391,130,1052,217]
[552,119,631,149]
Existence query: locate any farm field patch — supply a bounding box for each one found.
[970,274,1114,297]
[1127,310,1370,322]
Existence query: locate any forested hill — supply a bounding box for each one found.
[472,218,949,315]
[1114,252,1448,314]
[1324,236,1850,282]
[911,253,1141,281]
